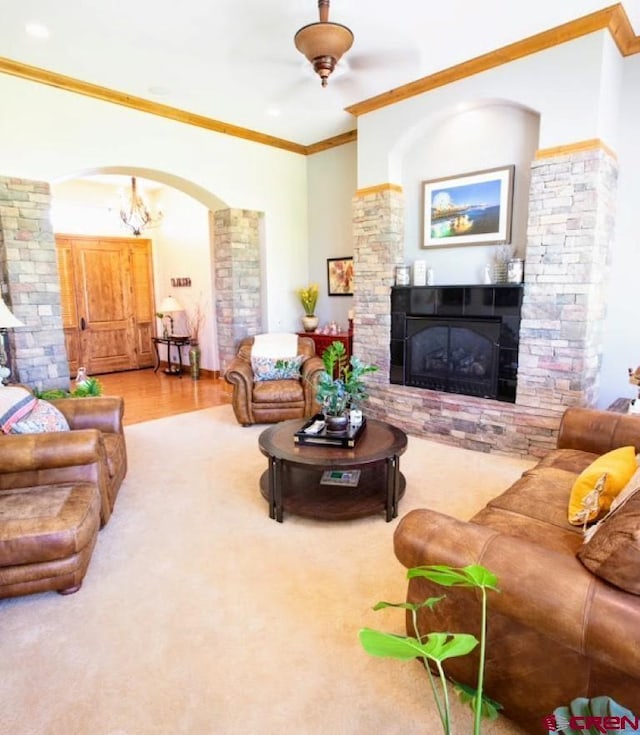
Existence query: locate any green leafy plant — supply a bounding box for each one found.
[359,563,500,735]
[547,695,638,734]
[296,283,319,316]
[34,376,104,400]
[315,340,377,417]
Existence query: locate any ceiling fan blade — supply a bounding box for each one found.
[346,46,421,72]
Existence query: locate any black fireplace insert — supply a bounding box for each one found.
[390,285,523,402]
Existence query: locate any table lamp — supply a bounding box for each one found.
[0,296,24,384]
[158,295,183,335]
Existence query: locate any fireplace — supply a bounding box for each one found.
[390,285,523,403]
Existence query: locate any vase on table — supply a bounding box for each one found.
[325,413,349,434]
[301,314,319,332]
[189,341,201,381]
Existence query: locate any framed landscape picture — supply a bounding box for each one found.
[422,165,514,248]
[327,257,354,296]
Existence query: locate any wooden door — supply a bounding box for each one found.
[56,235,156,375]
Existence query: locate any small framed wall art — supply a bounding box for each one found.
[422,165,514,248]
[327,257,354,296]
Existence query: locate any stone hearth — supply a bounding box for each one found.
[351,145,618,458]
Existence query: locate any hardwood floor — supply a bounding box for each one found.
[96,369,233,425]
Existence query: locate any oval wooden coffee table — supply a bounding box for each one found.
[258,418,407,522]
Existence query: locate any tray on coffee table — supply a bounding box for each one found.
[294,414,367,448]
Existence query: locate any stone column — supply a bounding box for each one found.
[518,144,618,411]
[351,184,404,380]
[0,176,69,388]
[213,208,262,372]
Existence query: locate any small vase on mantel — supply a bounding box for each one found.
[301,314,319,332]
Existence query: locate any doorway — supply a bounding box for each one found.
[56,234,156,376]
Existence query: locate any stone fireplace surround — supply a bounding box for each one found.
[351,144,618,458]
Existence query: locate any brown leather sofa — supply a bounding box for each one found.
[49,396,127,526]
[0,394,127,599]
[0,431,104,598]
[394,407,640,732]
[225,335,324,425]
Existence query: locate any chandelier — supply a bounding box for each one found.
[294,1,354,88]
[119,177,163,236]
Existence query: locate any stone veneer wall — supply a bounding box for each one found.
[352,146,618,458]
[213,208,263,372]
[0,176,69,389]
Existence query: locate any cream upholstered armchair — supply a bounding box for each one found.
[224,334,324,426]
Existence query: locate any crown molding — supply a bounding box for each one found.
[306,130,358,155]
[345,4,639,118]
[0,55,307,155]
[355,183,403,197]
[0,4,637,155]
[535,138,618,160]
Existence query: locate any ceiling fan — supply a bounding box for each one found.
[294,0,354,87]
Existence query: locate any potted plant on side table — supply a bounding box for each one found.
[296,283,320,332]
[316,340,377,433]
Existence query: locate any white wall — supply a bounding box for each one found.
[401,103,540,286]
[150,187,215,369]
[357,32,615,188]
[598,53,640,408]
[306,143,357,333]
[0,73,309,339]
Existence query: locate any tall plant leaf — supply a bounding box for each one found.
[359,629,478,663]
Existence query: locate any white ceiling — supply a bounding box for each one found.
[3,1,639,148]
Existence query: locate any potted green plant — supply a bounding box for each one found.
[359,563,501,735]
[296,283,320,332]
[316,340,377,432]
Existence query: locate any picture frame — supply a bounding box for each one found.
[327,257,354,296]
[422,165,514,248]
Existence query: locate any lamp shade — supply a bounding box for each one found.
[0,297,23,328]
[159,296,183,313]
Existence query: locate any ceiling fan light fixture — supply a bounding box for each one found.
[294,2,353,87]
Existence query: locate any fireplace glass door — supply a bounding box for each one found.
[406,317,500,398]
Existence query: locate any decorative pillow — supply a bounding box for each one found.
[251,355,304,382]
[577,474,640,595]
[9,399,70,434]
[582,466,640,543]
[567,446,637,526]
[0,386,37,434]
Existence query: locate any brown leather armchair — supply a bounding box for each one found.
[225,335,324,426]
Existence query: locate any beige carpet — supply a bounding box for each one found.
[0,405,535,735]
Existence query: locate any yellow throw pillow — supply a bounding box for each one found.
[568,446,638,526]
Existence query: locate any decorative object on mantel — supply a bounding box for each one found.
[294,0,354,88]
[490,244,514,284]
[507,257,524,284]
[395,265,410,286]
[119,176,163,236]
[315,340,377,434]
[296,283,320,332]
[0,296,23,385]
[422,165,515,249]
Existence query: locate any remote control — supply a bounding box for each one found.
[305,420,325,434]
